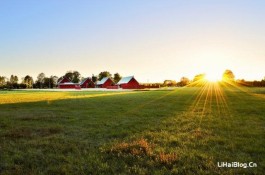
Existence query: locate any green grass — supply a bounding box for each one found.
[0,86,264,174]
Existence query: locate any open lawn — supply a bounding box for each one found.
[0,86,265,174]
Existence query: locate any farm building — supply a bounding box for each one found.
[96,77,114,88]
[58,76,71,84]
[80,77,95,88]
[117,76,140,89]
[58,76,81,89]
[58,82,81,89]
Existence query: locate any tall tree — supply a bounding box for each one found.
[72,71,81,83]
[42,76,58,88]
[98,71,111,81]
[178,77,190,87]
[0,76,6,88]
[64,71,81,83]
[261,77,265,87]
[193,74,205,82]
[36,73,46,88]
[50,76,58,88]
[43,77,52,88]
[92,74,98,83]
[222,69,235,82]
[163,80,177,87]
[10,75,14,84]
[9,75,19,89]
[14,75,18,84]
[113,73,122,83]
[23,75,33,88]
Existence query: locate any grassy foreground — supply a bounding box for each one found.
[0,86,264,174]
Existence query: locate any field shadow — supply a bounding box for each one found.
[1,87,264,174]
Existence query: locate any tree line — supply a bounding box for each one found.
[0,69,264,89]
[0,71,122,89]
[163,69,265,87]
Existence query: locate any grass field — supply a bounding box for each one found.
[0,85,265,174]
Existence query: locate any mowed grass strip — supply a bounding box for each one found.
[0,87,264,174]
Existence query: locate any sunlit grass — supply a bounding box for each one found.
[0,91,136,105]
[0,86,264,174]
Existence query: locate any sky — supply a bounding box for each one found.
[0,0,265,82]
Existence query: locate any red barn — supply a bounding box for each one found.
[58,76,81,89]
[58,76,71,84]
[58,82,81,89]
[80,77,95,88]
[96,77,114,88]
[117,76,140,89]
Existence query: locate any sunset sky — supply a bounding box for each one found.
[1,0,264,82]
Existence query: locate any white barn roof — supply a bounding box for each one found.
[80,77,92,85]
[117,76,134,85]
[96,77,110,85]
[59,82,79,85]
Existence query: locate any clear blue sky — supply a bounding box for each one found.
[1,0,264,82]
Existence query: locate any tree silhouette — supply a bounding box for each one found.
[23,75,33,88]
[178,77,190,86]
[0,76,6,88]
[98,71,111,81]
[92,74,98,83]
[113,73,122,84]
[9,75,19,88]
[36,73,45,88]
[222,69,235,82]
[193,74,205,82]
[64,71,81,83]
[163,80,177,87]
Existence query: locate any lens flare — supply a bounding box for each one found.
[205,73,221,82]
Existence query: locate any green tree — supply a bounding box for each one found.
[0,76,6,88]
[261,77,265,87]
[178,77,190,87]
[14,75,18,84]
[64,71,81,83]
[43,77,53,88]
[98,71,111,81]
[193,74,205,82]
[36,73,46,88]
[50,76,58,88]
[222,69,235,82]
[9,75,19,89]
[23,75,33,88]
[92,74,98,83]
[113,73,122,84]
[163,80,177,87]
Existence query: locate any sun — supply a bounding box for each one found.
[204,72,221,82]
